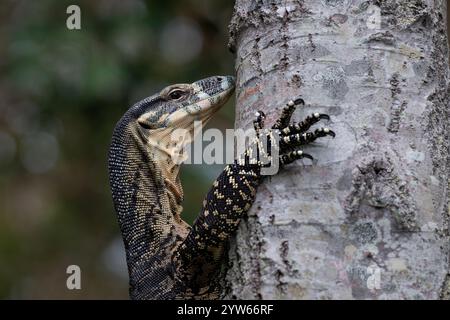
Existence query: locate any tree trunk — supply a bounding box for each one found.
[223,0,450,299]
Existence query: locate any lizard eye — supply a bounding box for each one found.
[168,89,185,100]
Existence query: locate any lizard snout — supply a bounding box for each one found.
[192,75,235,97]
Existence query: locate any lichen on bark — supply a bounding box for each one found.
[222,0,450,300]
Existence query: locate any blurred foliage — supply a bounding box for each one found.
[0,0,234,298]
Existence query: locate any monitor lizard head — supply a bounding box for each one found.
[137,75,235,132]
[110,75,235,205]
[134,75,235,162]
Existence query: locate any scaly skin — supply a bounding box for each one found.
[108,76,334,299]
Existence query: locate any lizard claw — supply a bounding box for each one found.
[280,150,314,165]
[314,113,330,122]
[255,110,266,119]
[254,111,266,133]
[315,127,335,138]
[301,152,314,161]
[325,128,336,138]
[293,98,305,106]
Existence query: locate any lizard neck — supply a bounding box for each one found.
[145,135,185,208]
[148,146,185,219]
[109,124,185,218]
[108,117,185,268]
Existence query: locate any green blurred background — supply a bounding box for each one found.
[0,0,234,299]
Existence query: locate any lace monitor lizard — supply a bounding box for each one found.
[108,75,334,299]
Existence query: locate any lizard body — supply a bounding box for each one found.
[108,76,334,299]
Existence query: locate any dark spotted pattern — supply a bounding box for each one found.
[109,77,334,299]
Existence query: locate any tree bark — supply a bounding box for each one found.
[223,0,450,299]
